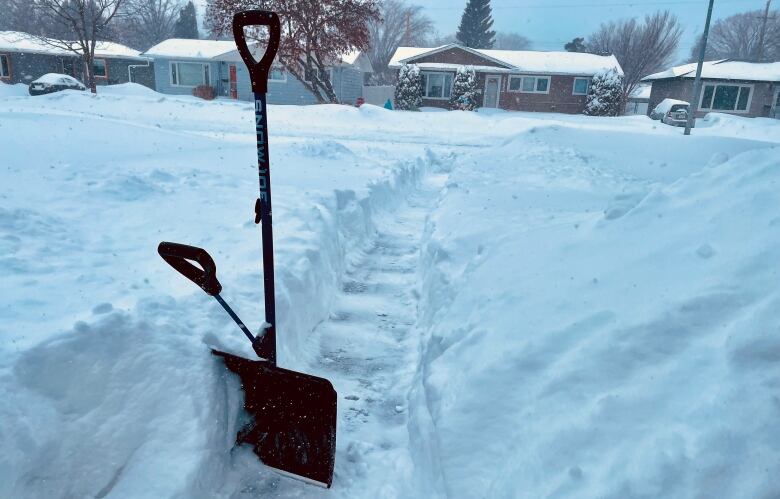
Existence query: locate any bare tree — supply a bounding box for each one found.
[29,0,125,93]
[367,0,433,84]
[688,8,780,62]
[430,32,458,46]
[120,0,181,50]
[493,32,530,50]
[588,10,682,108]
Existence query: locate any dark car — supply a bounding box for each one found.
[29,73,86,96]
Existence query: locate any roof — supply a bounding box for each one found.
[643,60,780,82]
[0,31,144,60]
[389,43,623,76]
[629,83,652,100]
[144,39,238,59]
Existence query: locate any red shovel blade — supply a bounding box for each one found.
[213,350,337,488]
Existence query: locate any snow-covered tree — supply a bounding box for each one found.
[449,66,479,111]
[583,67,623,117]
[394,63,423,110]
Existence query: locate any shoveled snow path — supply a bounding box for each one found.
[225,173,447,497]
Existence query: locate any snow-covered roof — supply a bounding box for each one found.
[0,31,144,60]
[643,60,780,82]
[389,44,623,76]
[144,39,238,59]
[629,83,652,100]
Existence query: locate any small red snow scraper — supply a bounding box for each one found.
[157,11,337,488]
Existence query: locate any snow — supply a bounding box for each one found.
[630,83,652,100]
[143,38,239,59]
[0,81,28,96]
[643,60,780,82]
[390,43,623,76]
[31,73,85,87]
[2,86,780,498]
[0,31,144,59]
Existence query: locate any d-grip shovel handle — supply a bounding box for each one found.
[158,242,222,296]
[232,10,281,94]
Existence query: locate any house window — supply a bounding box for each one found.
[93,58,107,78]
[0,54,9,78]
[421,72,453,99]
[170,62,211,87]
[269,66,286,82]
[508,75,550,94]
[573,77,589,95]
[699,83,752,112]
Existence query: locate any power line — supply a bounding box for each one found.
[424,0,756,11]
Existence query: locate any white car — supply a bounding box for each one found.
[650,98,692,127]
[29,73,87,96]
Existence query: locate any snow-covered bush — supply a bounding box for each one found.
[394,63,423,111]
[584,67,623,117]
[449,66,480,111]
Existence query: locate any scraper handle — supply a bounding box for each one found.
[232,10,281,94]
[158,242,222,296]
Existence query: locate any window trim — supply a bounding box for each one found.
[572,77,590,95]
[698,82,754,114]
[0,53,10,79]
[268,65,287,83]
[169,61,212,88]
[421,71,454,100]
[303,66,332,84]
[508,75,551,94]
[93,57,108,79]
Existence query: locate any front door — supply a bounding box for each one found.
[484,76,500,108]
[229,64,238,100]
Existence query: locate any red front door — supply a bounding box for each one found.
[229,64,238,100]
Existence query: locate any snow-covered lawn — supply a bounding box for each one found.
[1,83,779,498]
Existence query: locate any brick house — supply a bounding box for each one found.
[643,60,780,119]
[388,43,622,113]
[0,31,154,89]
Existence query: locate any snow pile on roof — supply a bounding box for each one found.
[144,38,238,59]
[643,60,780,82]
[0,31,143,59]
[389,44,623,76]
[629,83,652,100]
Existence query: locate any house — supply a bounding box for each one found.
[643,60,780,119]
[143,38,373,104]
[626,83,651,115]
[388,43,623,113]
[0,31,154,88]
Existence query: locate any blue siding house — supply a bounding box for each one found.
[143,39,371,105]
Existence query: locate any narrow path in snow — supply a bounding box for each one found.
[316,172,446,497]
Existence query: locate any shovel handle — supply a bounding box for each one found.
[158,242,222,296]
[232,10,281,94]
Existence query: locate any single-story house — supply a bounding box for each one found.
[143,38,373,104]
[643,60,780,119]
[626,83,651,115]
[388,43,623,113]
[0,31,154,88]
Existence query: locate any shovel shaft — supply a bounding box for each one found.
[214,294,255,343]
[253,92,277,365]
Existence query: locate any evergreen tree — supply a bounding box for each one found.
[564,37,587,52]
[449,66,479,111]
[456,0,496,48]
[174,1,199,39]
[394,63,423,111]
[583,68,623,117]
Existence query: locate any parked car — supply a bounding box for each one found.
[650,98,693,127]
[29,73,86,96]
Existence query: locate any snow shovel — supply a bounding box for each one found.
[155,10,337,488]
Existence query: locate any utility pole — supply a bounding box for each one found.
[755,0,774,62]
[685,0,715,136]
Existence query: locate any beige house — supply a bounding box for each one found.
[643,60,780,119]
[389,44,622,114]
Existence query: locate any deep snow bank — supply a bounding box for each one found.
[412,124,780,497]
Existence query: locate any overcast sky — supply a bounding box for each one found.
[194,0,766,63]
